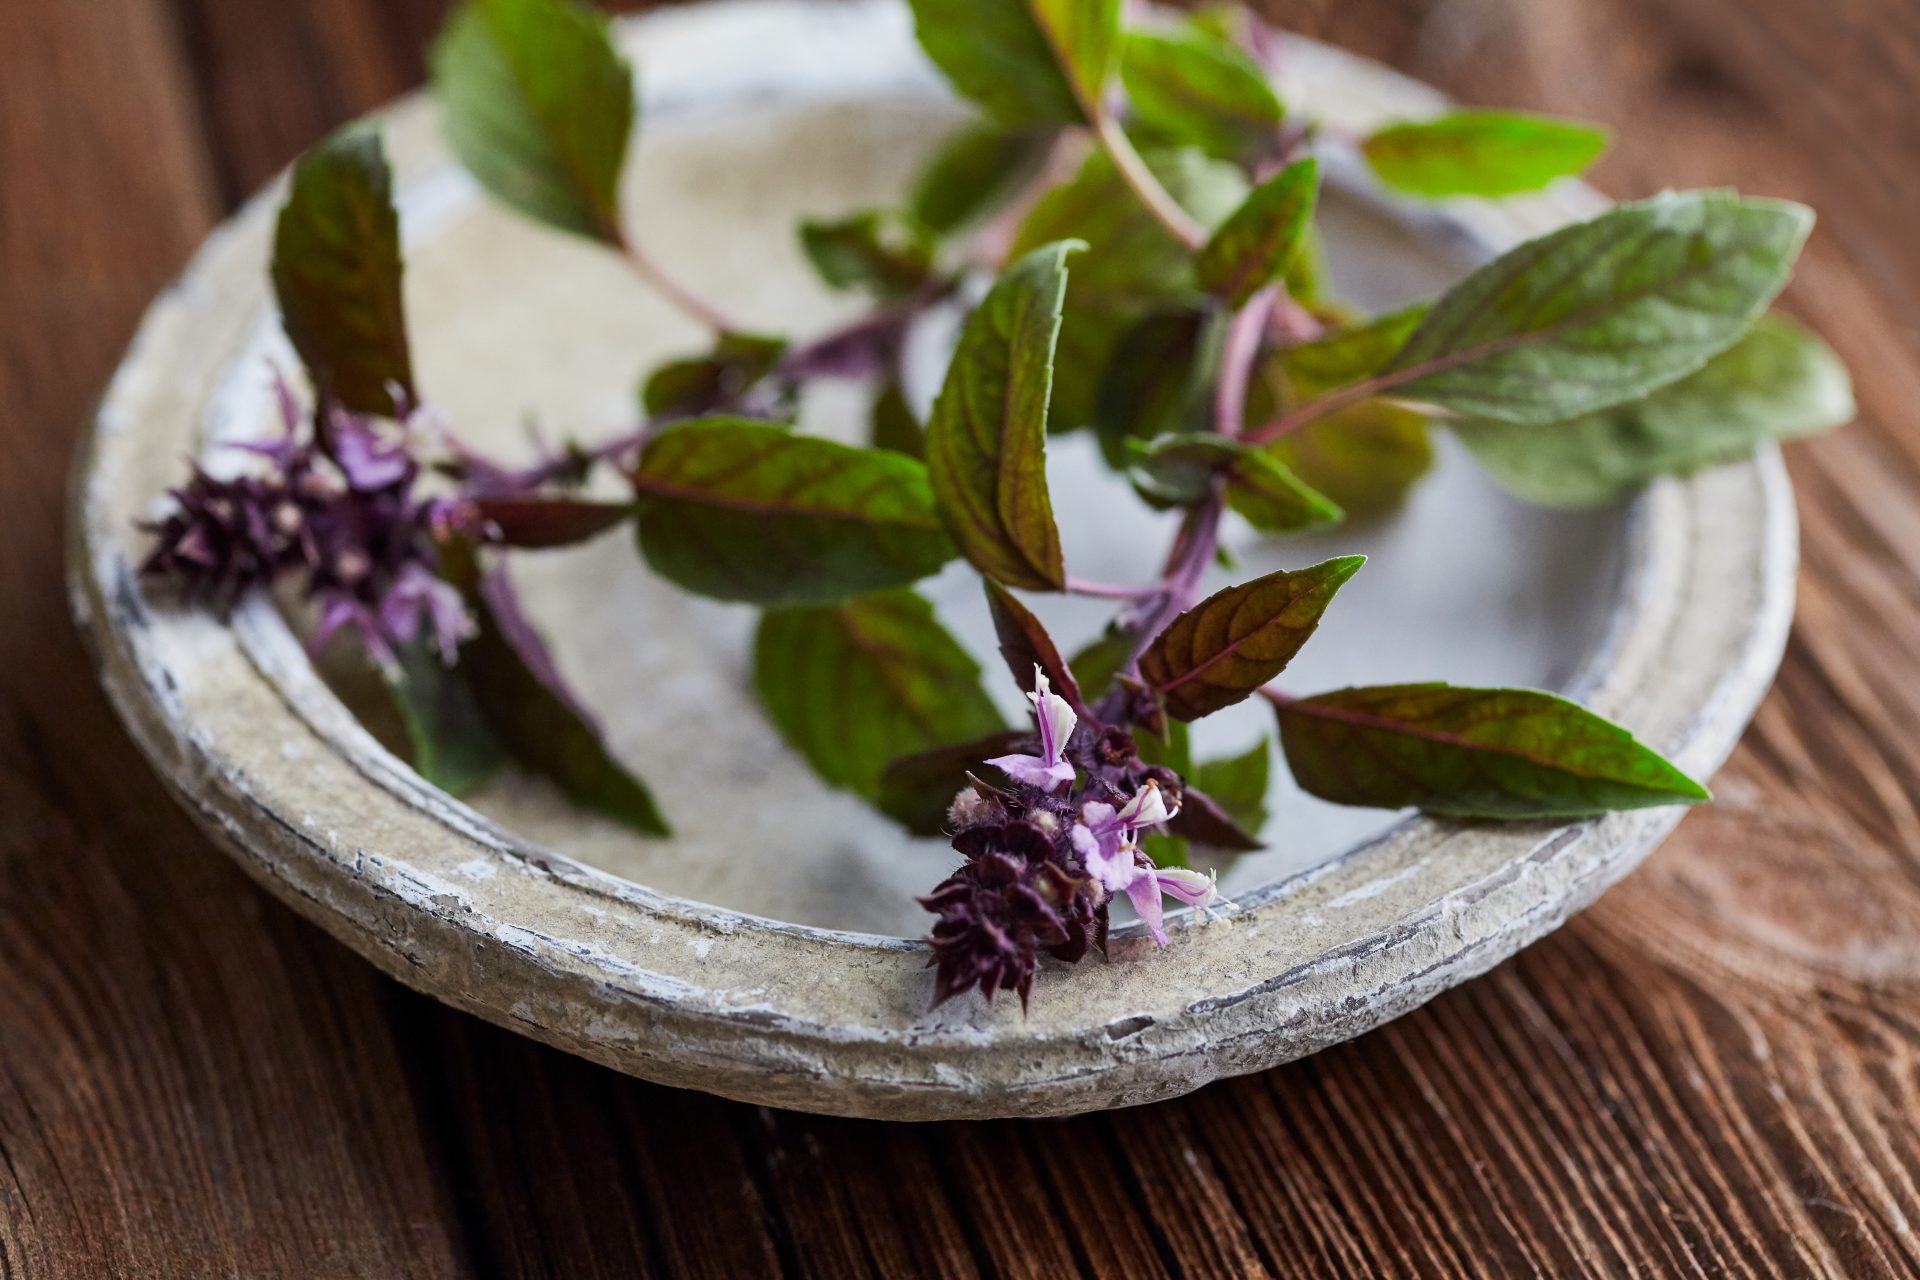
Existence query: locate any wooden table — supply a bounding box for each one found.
[5,0,1917,1274]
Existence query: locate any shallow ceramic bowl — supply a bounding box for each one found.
[68,0,1795,1119]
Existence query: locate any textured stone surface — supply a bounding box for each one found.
[68,0,1793,1119]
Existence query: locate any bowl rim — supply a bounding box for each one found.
[67,0,1798,1119]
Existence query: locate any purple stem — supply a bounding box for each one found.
[618,236,737,334]
[1094,114,1206,251]
[776,284,950,383]
[1066,576,1157,601]
[1122,289,1277,671]
[1215,288,1277,440]
[1123,487,1226,671]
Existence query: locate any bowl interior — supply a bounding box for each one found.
[208,92,1625,936]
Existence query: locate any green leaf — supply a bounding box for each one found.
[1143,832,1191,870]
[755,589,1006,800]
[1363,110,1609,199]
[904,0,1084,125]
[1192,739,1270,836]
[1134,716,1193,774]
[474,497,635,548]
[1068,625,1137,702]
[1223,452,1343,533]
[1030,0,1123,115]
[1129,434,1342,532]
[1011,147,1246,302]
[641,332,787,419]
[870,380,926,459]
[1283,221,1333,308]
[1273,683,1710,817]
[1455,314,1853,507]
[271,126,415,417]
[1091,309,1214,467]
[1052,305,1148,439]
[632,417,955,605]
[1123,424,1222,510]
[1139,556,1363,721]
[799,210,940,299]
[984,580,1086,712]
[1246,319,1436,516]
[383,638,506,796]
[877,731,1032,835]
[925,241,1077,590]
[460,559,668,834]
[1265,404,1433,518]
[1011,147,1246,431]
[1182,2,1257,44]
[1161,797,1245,855]
[910,123,1057,234]
[1119,25,1284,162]
[1380,191,1813,425]
[1195,158,1319,308]
[1163,745,1269,852]
[1283,304,1432,391]
[431,0,634,244]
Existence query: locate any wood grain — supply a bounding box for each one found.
[3,0,1917,1274]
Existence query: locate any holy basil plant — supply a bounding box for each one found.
[140,0,1849,1013]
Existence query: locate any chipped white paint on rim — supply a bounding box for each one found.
[67,0,1796,1119]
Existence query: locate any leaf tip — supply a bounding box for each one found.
[1320,553,1366,584]
[1670,771,1713,804]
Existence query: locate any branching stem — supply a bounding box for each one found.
[1117,287,1276,671]
[617,235,737,333]
[1093,114,1207,251]
[1246,371,1402,444]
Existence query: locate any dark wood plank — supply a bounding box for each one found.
[0,2,473,1275]
[2,0,1917,1275]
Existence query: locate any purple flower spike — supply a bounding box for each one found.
[920,817,1100,1010]
[144,380,483,675]
[987,666,1078,792]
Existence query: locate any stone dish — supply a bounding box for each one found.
[67,0,1795,1119]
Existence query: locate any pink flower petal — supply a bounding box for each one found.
[985,752,1075,792]
[1127,875,1169,946]
[1155,867,1220,907]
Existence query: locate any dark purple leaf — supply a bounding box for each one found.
[982,579,1087,716]
[641,332,787,419]
[1140,556,1363,721]
[271,125,415,417]
[878,730,1035,836]
[475,497,635,549]
[445,545,668,835]
[1166,786,1262,851]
